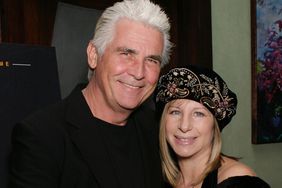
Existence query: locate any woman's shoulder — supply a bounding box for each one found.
[218,156,256,182]
[217,156,270,187]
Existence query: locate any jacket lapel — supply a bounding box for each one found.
[65,87,119,188]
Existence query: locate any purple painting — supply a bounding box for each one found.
[252,0,282,144]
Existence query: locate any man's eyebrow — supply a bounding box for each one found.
[116,47,137,54]
[147,55,162,63]
[116,47,162,62]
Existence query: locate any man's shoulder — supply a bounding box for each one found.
[22,84,85,127]
[23,100,66,126]
[13,101,67,146]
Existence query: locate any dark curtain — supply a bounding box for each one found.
[0,0,212,70]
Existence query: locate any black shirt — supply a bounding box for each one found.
[99,117,145,188]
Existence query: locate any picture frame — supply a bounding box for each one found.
[251,0,282,144]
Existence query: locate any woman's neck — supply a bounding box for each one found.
[177,152,210,188]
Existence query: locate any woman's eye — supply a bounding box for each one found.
[169,110,181,115]
[194,111,205,117]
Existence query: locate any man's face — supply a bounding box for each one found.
[89,19,163,115]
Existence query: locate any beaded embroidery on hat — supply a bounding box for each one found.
[155,66,237,130]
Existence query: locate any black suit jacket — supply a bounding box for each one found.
[9,85,164,188]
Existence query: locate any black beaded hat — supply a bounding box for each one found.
[154,64,237,131]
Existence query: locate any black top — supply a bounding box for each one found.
[202,168,271,188]
[165,168,271,188]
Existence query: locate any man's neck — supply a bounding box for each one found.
[82,84,132,126]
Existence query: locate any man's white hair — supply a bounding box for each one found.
[87,0,173,80]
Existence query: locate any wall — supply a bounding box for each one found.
[211,0,282,187]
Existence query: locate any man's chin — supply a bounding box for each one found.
[119,100,143,111]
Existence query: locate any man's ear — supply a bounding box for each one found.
[87,42,98,69]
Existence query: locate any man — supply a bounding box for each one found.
[9,0,172,187]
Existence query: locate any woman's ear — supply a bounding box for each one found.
[87,41,98,69]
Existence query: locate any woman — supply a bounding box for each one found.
[154,65,270,188]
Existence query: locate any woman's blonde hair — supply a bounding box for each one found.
[159,100,222,187]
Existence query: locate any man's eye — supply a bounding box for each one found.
[120,51,130,56]
[146,58,160,64]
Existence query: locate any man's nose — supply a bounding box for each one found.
[129,59,145,80]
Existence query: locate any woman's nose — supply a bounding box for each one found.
[178,117,193,132]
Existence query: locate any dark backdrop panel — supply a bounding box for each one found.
[0,43,61,188]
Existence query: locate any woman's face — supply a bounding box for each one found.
[164,99,215,159]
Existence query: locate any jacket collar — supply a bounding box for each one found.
[65,85,118,187]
